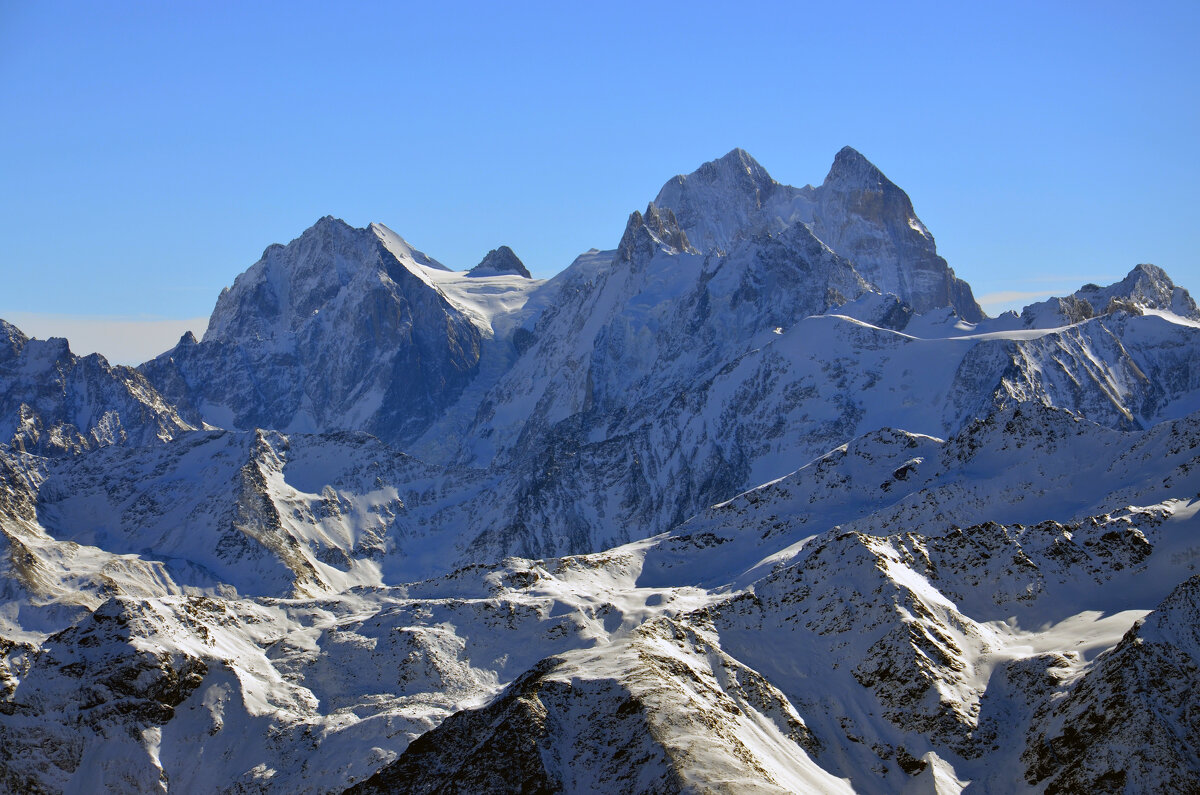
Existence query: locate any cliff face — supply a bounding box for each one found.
[653,146,983,320]
[0,319,191,457]
[2,148,1199,793]
[140,218,488,448]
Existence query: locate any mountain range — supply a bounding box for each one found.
[1,147,1198,793]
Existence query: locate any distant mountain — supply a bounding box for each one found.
[654,147,984,320]
[427,165,1199,563]
[3,148,1200,793]
[469,245,532,278]
[0,318,190,456]
[139,147,984,459]
[140,218,538,448]
[1021,262,1200,327]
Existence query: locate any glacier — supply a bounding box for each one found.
[1,147,1199,793]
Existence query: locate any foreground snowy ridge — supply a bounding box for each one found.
[1,148,1199,793]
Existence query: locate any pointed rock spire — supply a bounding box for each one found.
[651,149,780,254]
[468,246,532,278]
[616,203,696,266]
[806,146,984,322]
[823,145,888,189]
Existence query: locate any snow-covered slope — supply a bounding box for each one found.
[3,147,1200,793]
[1021,574,1200,793]
[653,147,983,320]
[0,319,191,457]
[4,403,1197,792]
[140,219,542,449]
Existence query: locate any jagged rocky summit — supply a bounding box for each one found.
[139,219,509,448]
[0,319,190,457]
[468,245,532,278]
[2,147,1200,793]
[135,146,986,454]
[654,146,984,321]
[1021,262,1200,327]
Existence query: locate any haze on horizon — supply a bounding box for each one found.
[1,1,1197,364]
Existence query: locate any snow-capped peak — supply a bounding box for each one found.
[1021,263,1200,328]
[822,144,889,190]
[648,147,983,321]
[651,149,782,254]
[468,245,531,278]
[368,222,452,272]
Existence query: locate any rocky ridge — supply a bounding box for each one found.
[1,148,1199,792]
[139,218,490,449]
[468,245,532,278]
[0,319,190,457]
[1021,262,1200,328]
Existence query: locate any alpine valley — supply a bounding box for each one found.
[2,148,1198,794]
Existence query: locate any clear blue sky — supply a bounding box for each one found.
[2,1,1198,363]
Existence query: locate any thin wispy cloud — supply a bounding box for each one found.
[1026,274,1120,285]
[976,271,1123,315]
[0,312,208,367]
[977,290,1059,315]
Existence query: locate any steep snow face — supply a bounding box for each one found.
[0,319,191,457]
[446,261,1199,566]
[652,147,983,321]
[585,207,871,421]
[1022,262,1200,328]
[140,218,511,448]
[464,200,871,451]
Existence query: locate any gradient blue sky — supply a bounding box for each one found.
[2,1,1198,363]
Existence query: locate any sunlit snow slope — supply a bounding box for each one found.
[2,147,1199,793]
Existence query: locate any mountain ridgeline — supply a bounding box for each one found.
[138,148,989,455]
[2,148,1200,793]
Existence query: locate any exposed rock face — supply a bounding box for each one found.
[140,217,485,448]
[801,147,984,322]
[0,319,191,457]
[616,203,698,265]
[652,148,783,254]
[1023,576,1200,793]
[1022,262,1200,327]
[469,245,532,278]
[652,147,984,320]
[3,148,1200,794]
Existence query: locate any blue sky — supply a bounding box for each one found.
[2,1,1198,363]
